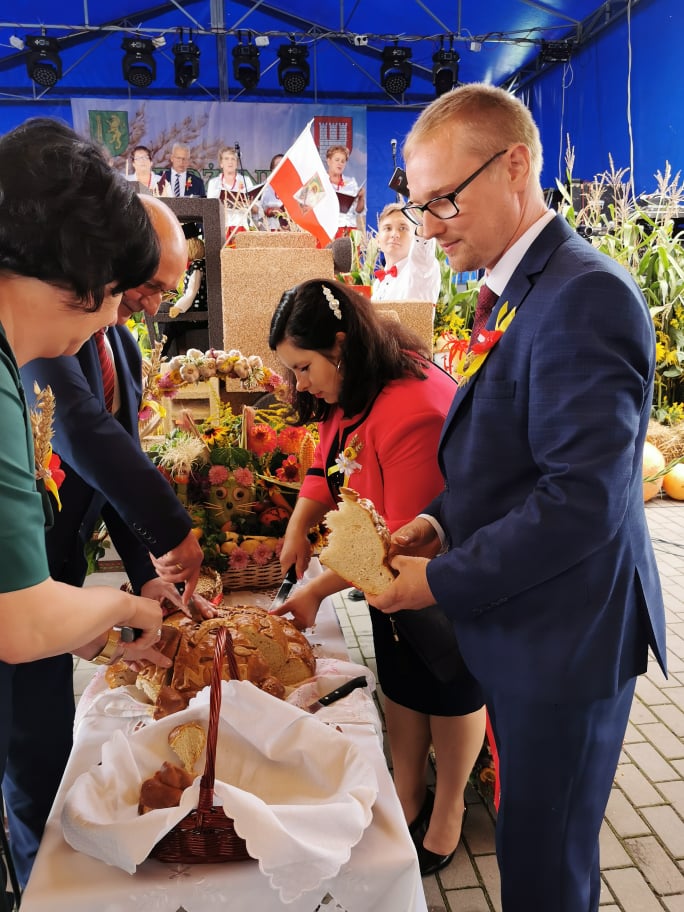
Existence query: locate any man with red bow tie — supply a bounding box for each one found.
[371,202,441,303]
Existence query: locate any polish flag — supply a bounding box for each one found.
[267,121,339,247]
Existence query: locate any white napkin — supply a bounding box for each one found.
[62,680,378,903]
[285,659,379,730]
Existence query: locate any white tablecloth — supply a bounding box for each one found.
[21,587,428,912]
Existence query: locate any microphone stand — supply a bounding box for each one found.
[390,139,401,202]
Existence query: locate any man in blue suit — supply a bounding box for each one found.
[158,142,205,198]
[10,197,204,886]
[373,84,666,911]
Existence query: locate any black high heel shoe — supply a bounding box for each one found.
[417,805,467,877]
[408,788,435,844]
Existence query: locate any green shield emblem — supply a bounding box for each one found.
[88,110,130,158]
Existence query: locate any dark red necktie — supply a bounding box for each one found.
[374,265,398,281]
[95,328,115,412]
[469,284,499,349]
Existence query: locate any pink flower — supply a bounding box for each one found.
[208,465,229,484]
[274,538,284,558]
[138,406,154,422]
[249,423,277,456]
[252,542,273,566]
[233,467,254,486]
[228,547,250,569]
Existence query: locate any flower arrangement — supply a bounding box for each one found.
[158,347,283,393]
[146,399,317,581]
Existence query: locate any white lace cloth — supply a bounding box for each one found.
[62,680,378,903]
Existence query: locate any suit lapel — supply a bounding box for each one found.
[438,215,573,445]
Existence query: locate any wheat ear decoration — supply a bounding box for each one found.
[30,382,56,476]
[322,285,342,320]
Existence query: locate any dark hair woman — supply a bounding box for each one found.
[269,277,486,876]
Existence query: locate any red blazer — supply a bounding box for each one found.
[300,363,455,532]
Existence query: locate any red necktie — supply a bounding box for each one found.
[374,265,398,281]
[95,328,115,412]
[469,284,499,349]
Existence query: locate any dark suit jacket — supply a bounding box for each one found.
[158,169,206,198]
[425,215,666,703]
[20,326,192,592]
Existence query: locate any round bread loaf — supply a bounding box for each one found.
[319,487,395,597]
[106,604,316,719]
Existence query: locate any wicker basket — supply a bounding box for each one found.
[150,627,252,864]
[221,554,283,592]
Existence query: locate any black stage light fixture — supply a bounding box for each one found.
[122,37,156,88]
[539,40,572,64]
[381,45,412,97]
[26,35,62,88]
[233,38,260,91]
[173,37,200,88]
[277,41,310,95]
[432,46,459,97]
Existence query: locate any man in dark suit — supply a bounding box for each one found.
[373,84,666,911]
[158,142,205,198]
[10,197,204,886]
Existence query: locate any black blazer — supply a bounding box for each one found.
[20,326,192,592]
[158,169,206,198]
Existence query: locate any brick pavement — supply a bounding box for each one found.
[334,497,684,912]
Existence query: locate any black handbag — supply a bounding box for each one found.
[392,604,468,684]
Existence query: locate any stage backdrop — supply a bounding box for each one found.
[71,98,367,200]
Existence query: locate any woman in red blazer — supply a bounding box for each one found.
[268,278,485,876]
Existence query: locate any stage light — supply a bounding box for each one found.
[381,45,412,97]
[26,35,62,88]
[122,37,156,88]
[173,39,200,88]
[277,42,310,95]
[432,47,459,97]
[232,39,260,91]
[539,40,572,64]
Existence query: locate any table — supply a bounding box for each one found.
[21,591,428,912]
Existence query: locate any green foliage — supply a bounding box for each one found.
[558,147,684,424]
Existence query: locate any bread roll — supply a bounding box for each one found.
[320,487,395,597]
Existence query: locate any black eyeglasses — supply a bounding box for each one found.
[401,149,508,227]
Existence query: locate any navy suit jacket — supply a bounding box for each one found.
[158,169,206,198]
[425,215,666,703]
[20,326,191,592]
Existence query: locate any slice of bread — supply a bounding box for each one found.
[168,721,207,773]
[320,487,395,597]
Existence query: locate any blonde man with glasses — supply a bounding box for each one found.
[374,84,666,911]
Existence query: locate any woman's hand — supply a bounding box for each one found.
[279,532,312,581]
[120,594,165,651]
[269,584,320,631]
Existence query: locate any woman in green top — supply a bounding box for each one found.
[0,118,167,667]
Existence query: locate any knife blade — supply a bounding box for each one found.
[270,564,298,611]
[306,675,369,714]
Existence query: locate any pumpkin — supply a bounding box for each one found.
[642,441,665,502]
[662,462,684,501]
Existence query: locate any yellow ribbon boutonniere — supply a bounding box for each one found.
[451,302,517,387]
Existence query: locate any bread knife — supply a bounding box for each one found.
[270,564,298,611]
[306,675,369,713]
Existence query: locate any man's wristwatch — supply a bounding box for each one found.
[90,628,122,666]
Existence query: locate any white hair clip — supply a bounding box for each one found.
[322,285,342,320]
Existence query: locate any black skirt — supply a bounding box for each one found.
[369,605,484,716]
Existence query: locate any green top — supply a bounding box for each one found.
[0,322,51,592]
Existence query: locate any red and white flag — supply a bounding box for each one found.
[267,121,339,247]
